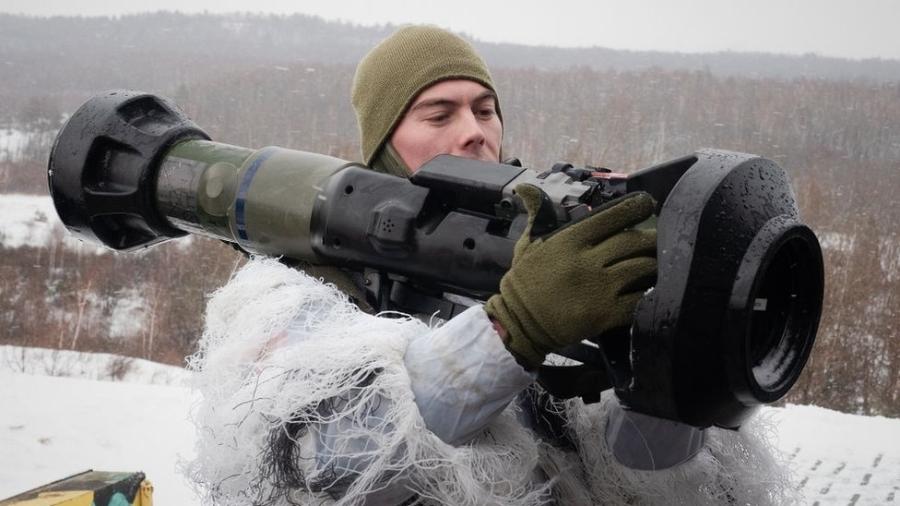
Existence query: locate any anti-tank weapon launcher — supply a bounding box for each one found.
[48,90,824,429]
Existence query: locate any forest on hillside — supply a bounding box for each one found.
[1,13,898,417]
[3,11,900,118]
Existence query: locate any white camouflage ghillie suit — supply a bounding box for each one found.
[186,259,795,505]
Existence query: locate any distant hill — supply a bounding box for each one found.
[2,11,899,119]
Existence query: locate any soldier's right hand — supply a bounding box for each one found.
[485,184,657,369]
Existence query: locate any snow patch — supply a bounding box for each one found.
[0,128,55,162]
[0,128,31,162]
[0,194,57,249]
[0,194,107,253]
[0,193,193,252]
[880,235,900,282]
[818,231,855,253]
[108,288,147,340]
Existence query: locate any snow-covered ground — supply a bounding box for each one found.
[1,347,899,504]
[0,345,189,387]
[0,348,196,504]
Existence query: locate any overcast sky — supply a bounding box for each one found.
[2,0,898,60]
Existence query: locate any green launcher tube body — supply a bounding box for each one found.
[156,140,362,261]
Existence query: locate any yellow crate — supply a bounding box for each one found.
[0,470,152,506]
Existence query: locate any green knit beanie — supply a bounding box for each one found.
[352,25,501,168]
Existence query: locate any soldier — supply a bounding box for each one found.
[189,25,790,506]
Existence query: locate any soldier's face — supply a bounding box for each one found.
[390,79,502,173]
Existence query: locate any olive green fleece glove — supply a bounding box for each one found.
[485,184,657,369]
